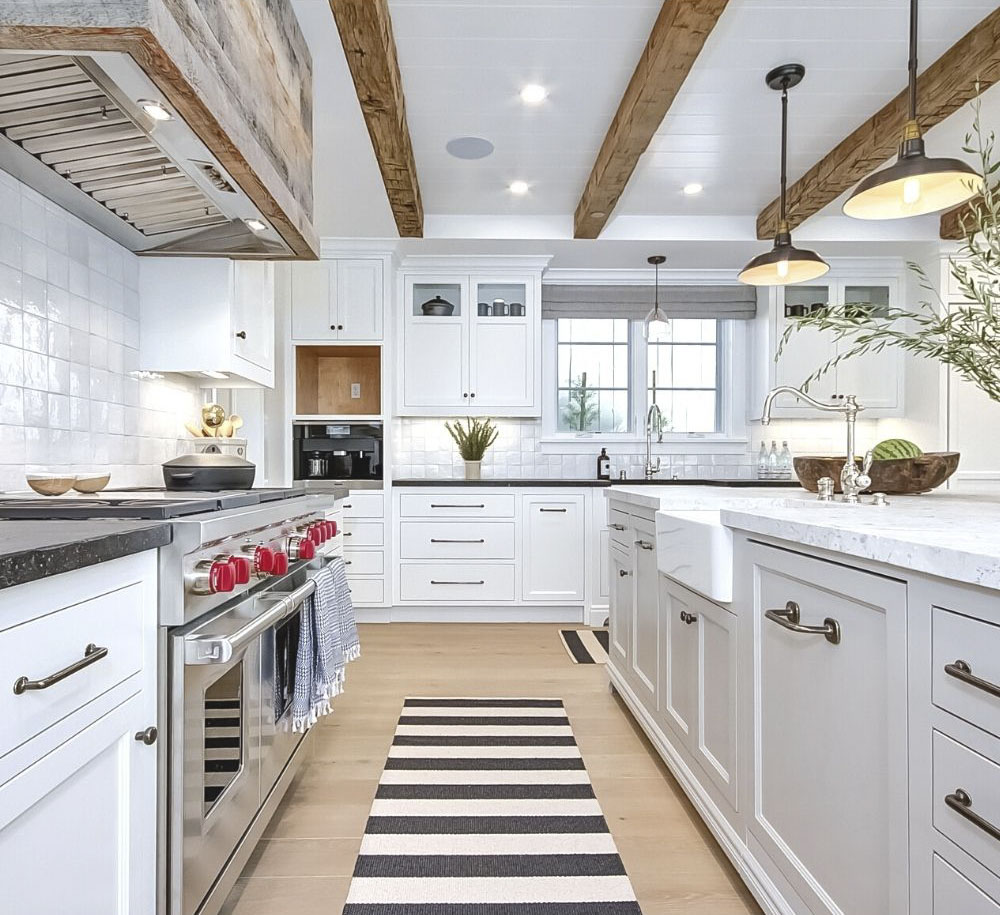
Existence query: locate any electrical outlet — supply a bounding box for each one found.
[350,383,361,399]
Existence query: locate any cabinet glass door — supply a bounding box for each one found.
[402,276,469,411]
[775,284,836,406]
[470,277,532,409]
[412,280,464,319]
[835,283,898,409]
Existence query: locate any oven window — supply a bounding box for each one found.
[203,664,243,815]
[273,611,301,724]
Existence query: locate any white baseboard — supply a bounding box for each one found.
[355,605,587,623]
[588,607,610,628]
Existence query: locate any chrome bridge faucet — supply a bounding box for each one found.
[761,386,872,503]
[645,403,664,479]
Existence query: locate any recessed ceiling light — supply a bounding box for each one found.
[683,182,704,196]
[509,180,530,195]
[138,99,172,121]
[446,136,495,160]
[245,218,268,233]
[520,84,548,105]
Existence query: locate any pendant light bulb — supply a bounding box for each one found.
[739,64,829,288]
[644,255,668,340]
[843,0,982,221]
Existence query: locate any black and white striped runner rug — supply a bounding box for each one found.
[559,629,610,664]
[342,697,642,914]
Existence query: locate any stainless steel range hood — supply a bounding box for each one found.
[0,51,291,258]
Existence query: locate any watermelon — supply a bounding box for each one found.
[871,438,923,461]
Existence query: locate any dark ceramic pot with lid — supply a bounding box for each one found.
[162,451,256,490]
[421,295,455,316]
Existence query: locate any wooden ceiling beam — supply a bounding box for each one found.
[756,6,1000,241]
[329,0,423,237]
[573,0,730,239]
[940,195,981,240]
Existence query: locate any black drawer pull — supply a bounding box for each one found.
[540,507,567,512]
[680,611,697,625]
[431,580,485,585]
[430,503,485,509]
[945,659,1000,700]
[610,523,626,531]
[14,643,108,695]
[618,569,631,578]
[430,538,485,544]
[945,789,1000,842]
[765,601,841,645]
[634,539,654,551]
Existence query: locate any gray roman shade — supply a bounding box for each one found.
[541,284,757,320]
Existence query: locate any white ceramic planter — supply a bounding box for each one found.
[464,461,482,480]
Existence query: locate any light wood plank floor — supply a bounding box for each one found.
[220,623,762,915]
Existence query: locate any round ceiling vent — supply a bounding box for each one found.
[445,136,495,160]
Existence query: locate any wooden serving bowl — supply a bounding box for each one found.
[793,452,960,494]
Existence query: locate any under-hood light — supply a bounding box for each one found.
[244,218,268,233]
[201,371,229,380]
[138,99,173,121]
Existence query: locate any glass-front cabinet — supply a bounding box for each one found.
[770,275,902,417]
[398,266,541,416]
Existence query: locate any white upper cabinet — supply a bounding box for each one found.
[397,261,545,417]
[139,257,275,387]
[763,270,904,418]
[290,258,384,342]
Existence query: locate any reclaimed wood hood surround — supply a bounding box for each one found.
[0,0,318,258]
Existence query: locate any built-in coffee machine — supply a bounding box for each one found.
[293,422,383,483]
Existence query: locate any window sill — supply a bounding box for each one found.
[539,436,748,455]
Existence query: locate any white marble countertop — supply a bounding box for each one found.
[722,493,1000,591]
[609,484,1000,592]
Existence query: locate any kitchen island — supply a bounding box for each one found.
[606,484,1000,915]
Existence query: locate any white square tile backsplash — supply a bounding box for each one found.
[0,170,200,492]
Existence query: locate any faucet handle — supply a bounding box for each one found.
[861,449,874,474]
[855,450,874,493]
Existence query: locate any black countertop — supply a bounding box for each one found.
[0,521,172,591]
[392,478,802,488]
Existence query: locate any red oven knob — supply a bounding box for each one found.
[308,524,324,545]
[229,556,251,585]
[325,520,338,538]
[272,552,289,576]
[254,546,275,574]
[298,538,316,561]
[210,560,236,593]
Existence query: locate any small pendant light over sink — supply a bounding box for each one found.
[843,0,982,220]
[739,64,829,287]
[644,255,668,339]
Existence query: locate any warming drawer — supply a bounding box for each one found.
[399,563,515,603]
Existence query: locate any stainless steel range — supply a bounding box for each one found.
[0,486,348,915]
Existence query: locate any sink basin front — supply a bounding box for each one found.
[655,509,733,603]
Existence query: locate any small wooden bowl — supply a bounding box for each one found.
[72,472,111,493]
[793,452,960,494]
[26,474,76,496]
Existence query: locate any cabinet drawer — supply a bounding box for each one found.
[342,520,383,547]
[934,855,1000,914]
[933,606,1000,738]
[934,730,1000,878]
[399,493,515,518]
[399,563,515,603]
[0,582,145,760]
[348,578,384,605]
[343,492,383,518]
[344,550,384,576]
[400,521,515,560]
[608,508,630,547]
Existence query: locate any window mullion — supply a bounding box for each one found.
[632,320,647,435]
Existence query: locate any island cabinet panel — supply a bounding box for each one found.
[629,517,659,706]
[659,575,697,742]
[933,855,1000,914]
[746,540,909,915]
[609,542,632,669]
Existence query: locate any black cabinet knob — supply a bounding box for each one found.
[135,726,158,745]
[235,330,247,340]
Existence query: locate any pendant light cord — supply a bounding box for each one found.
[779,85,789,223]
[908,0,918,121]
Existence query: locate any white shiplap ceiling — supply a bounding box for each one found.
[293,0,1000,246]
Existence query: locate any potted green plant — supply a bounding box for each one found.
[445,417,499,480]
[779,99,1000,404]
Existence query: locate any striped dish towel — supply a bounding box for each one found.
[291,558,360,732]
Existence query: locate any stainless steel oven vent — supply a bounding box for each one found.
[0,53,227,238]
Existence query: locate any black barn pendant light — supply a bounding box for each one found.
[843,0,982,220]
[739,64,829,287]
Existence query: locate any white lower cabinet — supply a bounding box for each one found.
[630,517,658,706]
[746,540,909,915]
[0,551,158,915]
[934,855,1000,914]
[521,495,585,602]
[609,543,632,669]
[0,692,154,914]
[657,575,738,813]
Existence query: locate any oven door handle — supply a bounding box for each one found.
[184,577,318,665]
